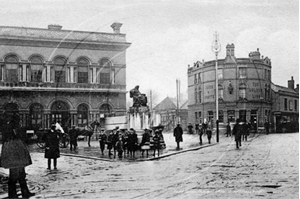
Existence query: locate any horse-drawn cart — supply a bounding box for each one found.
[33,128,70,149]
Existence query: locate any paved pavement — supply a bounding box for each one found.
[2,132,295,199]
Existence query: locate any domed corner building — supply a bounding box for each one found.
[187,44,299,133]
[0,23,131,131]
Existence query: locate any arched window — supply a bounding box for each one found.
[100,103,113,117]
[30,56,43,82]
[99,59,111,84]
[53,57,67,83]
[29,103,43,129]
[77,104,89,126]
[77,58,89,83]
[5,55,19,83]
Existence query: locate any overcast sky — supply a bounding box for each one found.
[2,0,299,102]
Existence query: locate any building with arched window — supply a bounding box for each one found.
[188,44,273,130]
[0,23,130,130]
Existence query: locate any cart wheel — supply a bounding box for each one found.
[59,134,70,148]
[36,140,46,149]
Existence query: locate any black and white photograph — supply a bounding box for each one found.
[0,0,298,198]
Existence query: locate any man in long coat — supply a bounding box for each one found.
[173,123,183,150]
[232,119,242,149]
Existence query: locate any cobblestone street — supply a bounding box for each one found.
[0,132,298,199]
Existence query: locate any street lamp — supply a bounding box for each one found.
[211,32,221,143]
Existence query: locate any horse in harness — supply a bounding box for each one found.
[72,121,100,147]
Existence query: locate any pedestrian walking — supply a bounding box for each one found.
[69,125,78,151]
[173,123,183,150]
[45,123,60,170]
[264,121,270,135]
[242,122,249,141]
[140,129,151,157]
[226,122,231,137]
[206,127,212,144]
[232,119,242,149]
[187,123,194,134]
[98,129,107,155]
[197,124,204,145]
[106,131,114,157]
[0,113,35,198]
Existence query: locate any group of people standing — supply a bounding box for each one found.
[98,127,139,158]
[194,122,213,145]
[97,127,166,158]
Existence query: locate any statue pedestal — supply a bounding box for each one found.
[128,106,150,130]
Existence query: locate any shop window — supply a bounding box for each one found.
[227,110,235,122]
[239,110,246,122]
[218,110,224,123]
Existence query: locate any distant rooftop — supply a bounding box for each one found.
[0,23,127,43]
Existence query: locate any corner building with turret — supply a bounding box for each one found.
[0,23,131,130]
[187,44,273,130]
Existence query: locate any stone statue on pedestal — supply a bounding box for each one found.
[129,85,147,107]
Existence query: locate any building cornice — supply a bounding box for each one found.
[0,37,131,51]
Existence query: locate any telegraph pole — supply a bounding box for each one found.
[211,32,221,143]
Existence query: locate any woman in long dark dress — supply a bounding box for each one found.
[45,124,60,170]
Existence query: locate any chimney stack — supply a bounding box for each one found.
[48,24,62,30]
[111,22,122,34]
[288,76,295,89]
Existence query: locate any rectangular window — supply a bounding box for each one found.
[195,89,197,103]
[208,111,214,122]
[264,69,267,79]
[198,90,202,103]
[55,71,66,83]
[284,98,288,110]
[31,65,43,82]
[0,65,3,81]
[100,72,110,84]
[289,100,293,111]
[78,72,88,83]
[6,64,18,82]
[239,88,246,99]
[218,89,223,99]
[198,111,202,124]
[295,100,298,111]
[218,110,224,123]
[228,110,235,122]
[195,112,198,122]
[198,73,201,83]
[239,67,247,79]
[239,110,246,122]
[218,69,223,80]
[194,74,197,84]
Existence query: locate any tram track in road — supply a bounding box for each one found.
[130,135,260,199]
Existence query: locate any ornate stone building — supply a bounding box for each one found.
[187,44,272,130]
[0,23,131,129]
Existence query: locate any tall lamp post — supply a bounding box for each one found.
[211,32,221,143]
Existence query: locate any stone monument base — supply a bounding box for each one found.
[128,106,150,130]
